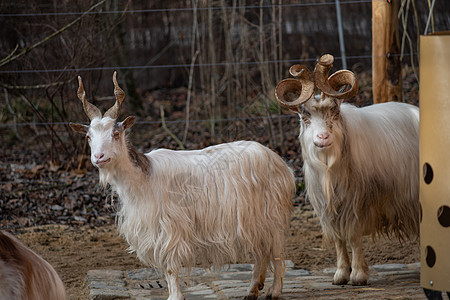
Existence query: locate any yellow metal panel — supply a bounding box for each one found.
[419,32,450,292]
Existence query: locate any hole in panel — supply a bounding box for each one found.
[423,163,433,184]
[425,246,436,268]
[438,205,450,227]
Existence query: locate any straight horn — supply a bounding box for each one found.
[77,76,101,120]
[103,71,126,119]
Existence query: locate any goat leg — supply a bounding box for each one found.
[333,238,351,285]
[349,236,369,285]
[246,255,267,299]
[165,270,184,300]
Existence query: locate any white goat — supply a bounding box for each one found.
[70,72,295,300]
[275,54,419,286]
[0,231,67,300]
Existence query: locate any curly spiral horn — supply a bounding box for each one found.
[275,65,315,109]
[314,54,358,99]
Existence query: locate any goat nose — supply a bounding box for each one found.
[317,133,329,140]
[94,153,104,160]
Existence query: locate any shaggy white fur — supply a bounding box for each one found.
[70,78,296,299]
[299,98,419,285]
[0,231,67,300]
[112,140,295,299]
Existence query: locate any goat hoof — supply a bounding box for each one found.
[333,268,350,285]
[244,295,258,300]
[351,280,367,286]
[266,288,280,300]
[350,270,368,286]
[167,296,184,300]
[332,278,349,285]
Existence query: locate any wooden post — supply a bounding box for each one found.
[372,0,402,103]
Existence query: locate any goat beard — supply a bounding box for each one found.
[99,170,112,188]
[302,133,344,214]
[302,132,343,168]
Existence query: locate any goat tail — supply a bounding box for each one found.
[0,231,67,300]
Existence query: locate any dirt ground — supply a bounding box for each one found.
[10,202,420,300]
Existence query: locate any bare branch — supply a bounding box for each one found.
[0,78,73,90]
[183,49,200,144]
[0,0,106,68]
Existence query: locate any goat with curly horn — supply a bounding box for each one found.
[275,54,419,286]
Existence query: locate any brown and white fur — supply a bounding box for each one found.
[0,231,67,300]
[276,54,419,286]
[70,72,295,300]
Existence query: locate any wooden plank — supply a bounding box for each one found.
[372,0,402,103]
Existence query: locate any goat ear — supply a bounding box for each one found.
[120,116,136,131]
[332,98,344,110]
[69,123,89,135]
[289,106,302,114]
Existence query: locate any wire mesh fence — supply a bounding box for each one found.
[0,0,448,157]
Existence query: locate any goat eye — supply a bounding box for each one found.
[86,135,91,142]
[301,108,310,115]
[301,114,311,125]
[330,105,340,116]
[113,131,120,140]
